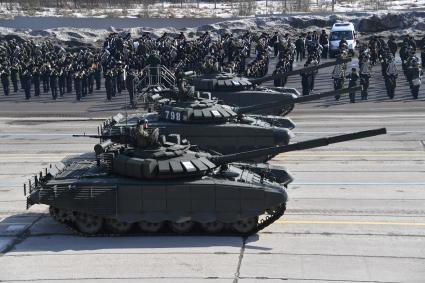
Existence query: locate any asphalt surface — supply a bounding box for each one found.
[0,55,424,282]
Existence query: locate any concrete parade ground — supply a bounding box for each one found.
[0,55,424,282]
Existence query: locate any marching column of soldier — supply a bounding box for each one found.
[329,34,424,102]
[0,31,423,104]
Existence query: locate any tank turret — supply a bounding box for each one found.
[189,58,351,92]
[98,95,296,160]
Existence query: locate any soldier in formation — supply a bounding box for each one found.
[0,65,10,96]
[0,32,421,103]
[346,68,359,103]
[358,45,372,100]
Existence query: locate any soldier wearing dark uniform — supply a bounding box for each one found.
[300,62,313,96]
[94,61,102,90]
[1,66,10,96]
[74,71,82,101]
[58,67,66,96]
[359,51,371,100]
[346,67,359,103]
[399,42,409,74]
[388,36,397,57]
[332,60,345,100]
[50,67,59,100]
[385,56,398,99]
[32,66,41,97]
[271,32,280,57]
[11,63,19,93]
[19,64,25,90]
[407,57,423,99]
[110,68,116,97]
[421,35,425,69]
[319,30,329,59]
[81,69,88,97]
[116,64,125,94]
[273,62,288,87]
[105,69,114,101]
[294,35,304,62]
[41,63,50,93]
[22,68,32,100]
[66,64,73,93]
[88,65,95,94]
[126,69,136,107]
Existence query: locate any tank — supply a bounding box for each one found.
[187,57,352,115]
[25,128,386,236]
[103,85,360,160]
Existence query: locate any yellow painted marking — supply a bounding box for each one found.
[276,220,425,226]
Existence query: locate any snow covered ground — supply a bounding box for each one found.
[0,11,424,49]
[0,0,424,19]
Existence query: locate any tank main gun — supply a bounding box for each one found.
[210,128,386,166]
[232,100,287,116]
[235,85,362,116]
[249,57,352,85]
[293,85,362,103]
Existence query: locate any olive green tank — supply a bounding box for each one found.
[25,128,386,236]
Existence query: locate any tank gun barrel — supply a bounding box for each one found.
[249,58,351,85]
[233,100,286,115]
[72,134,123,139]
[73,133,133,145]
[294,86,363,103]
[210,128,386,165]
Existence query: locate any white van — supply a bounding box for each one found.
[329,22,357,57]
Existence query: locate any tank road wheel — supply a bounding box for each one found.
[231,217,258,234]
[49,207,73,223]
[200,221,224,233]
[49,206,60,221]
[74,212,103,235]
[169,221,194,234]
[138,220,163,233]
[105,218,133,234]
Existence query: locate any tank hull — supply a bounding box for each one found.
[32,177,286,223]
[27,161,288,235]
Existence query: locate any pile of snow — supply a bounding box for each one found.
[0,1,424,19]
[1,11,424,48]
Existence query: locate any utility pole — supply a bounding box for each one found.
[332,0,335,12]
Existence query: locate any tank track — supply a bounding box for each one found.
[49,204,286,237]
[281,104,294,116]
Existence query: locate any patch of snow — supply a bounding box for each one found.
[0,11,423,49]
[0,1,424,19]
